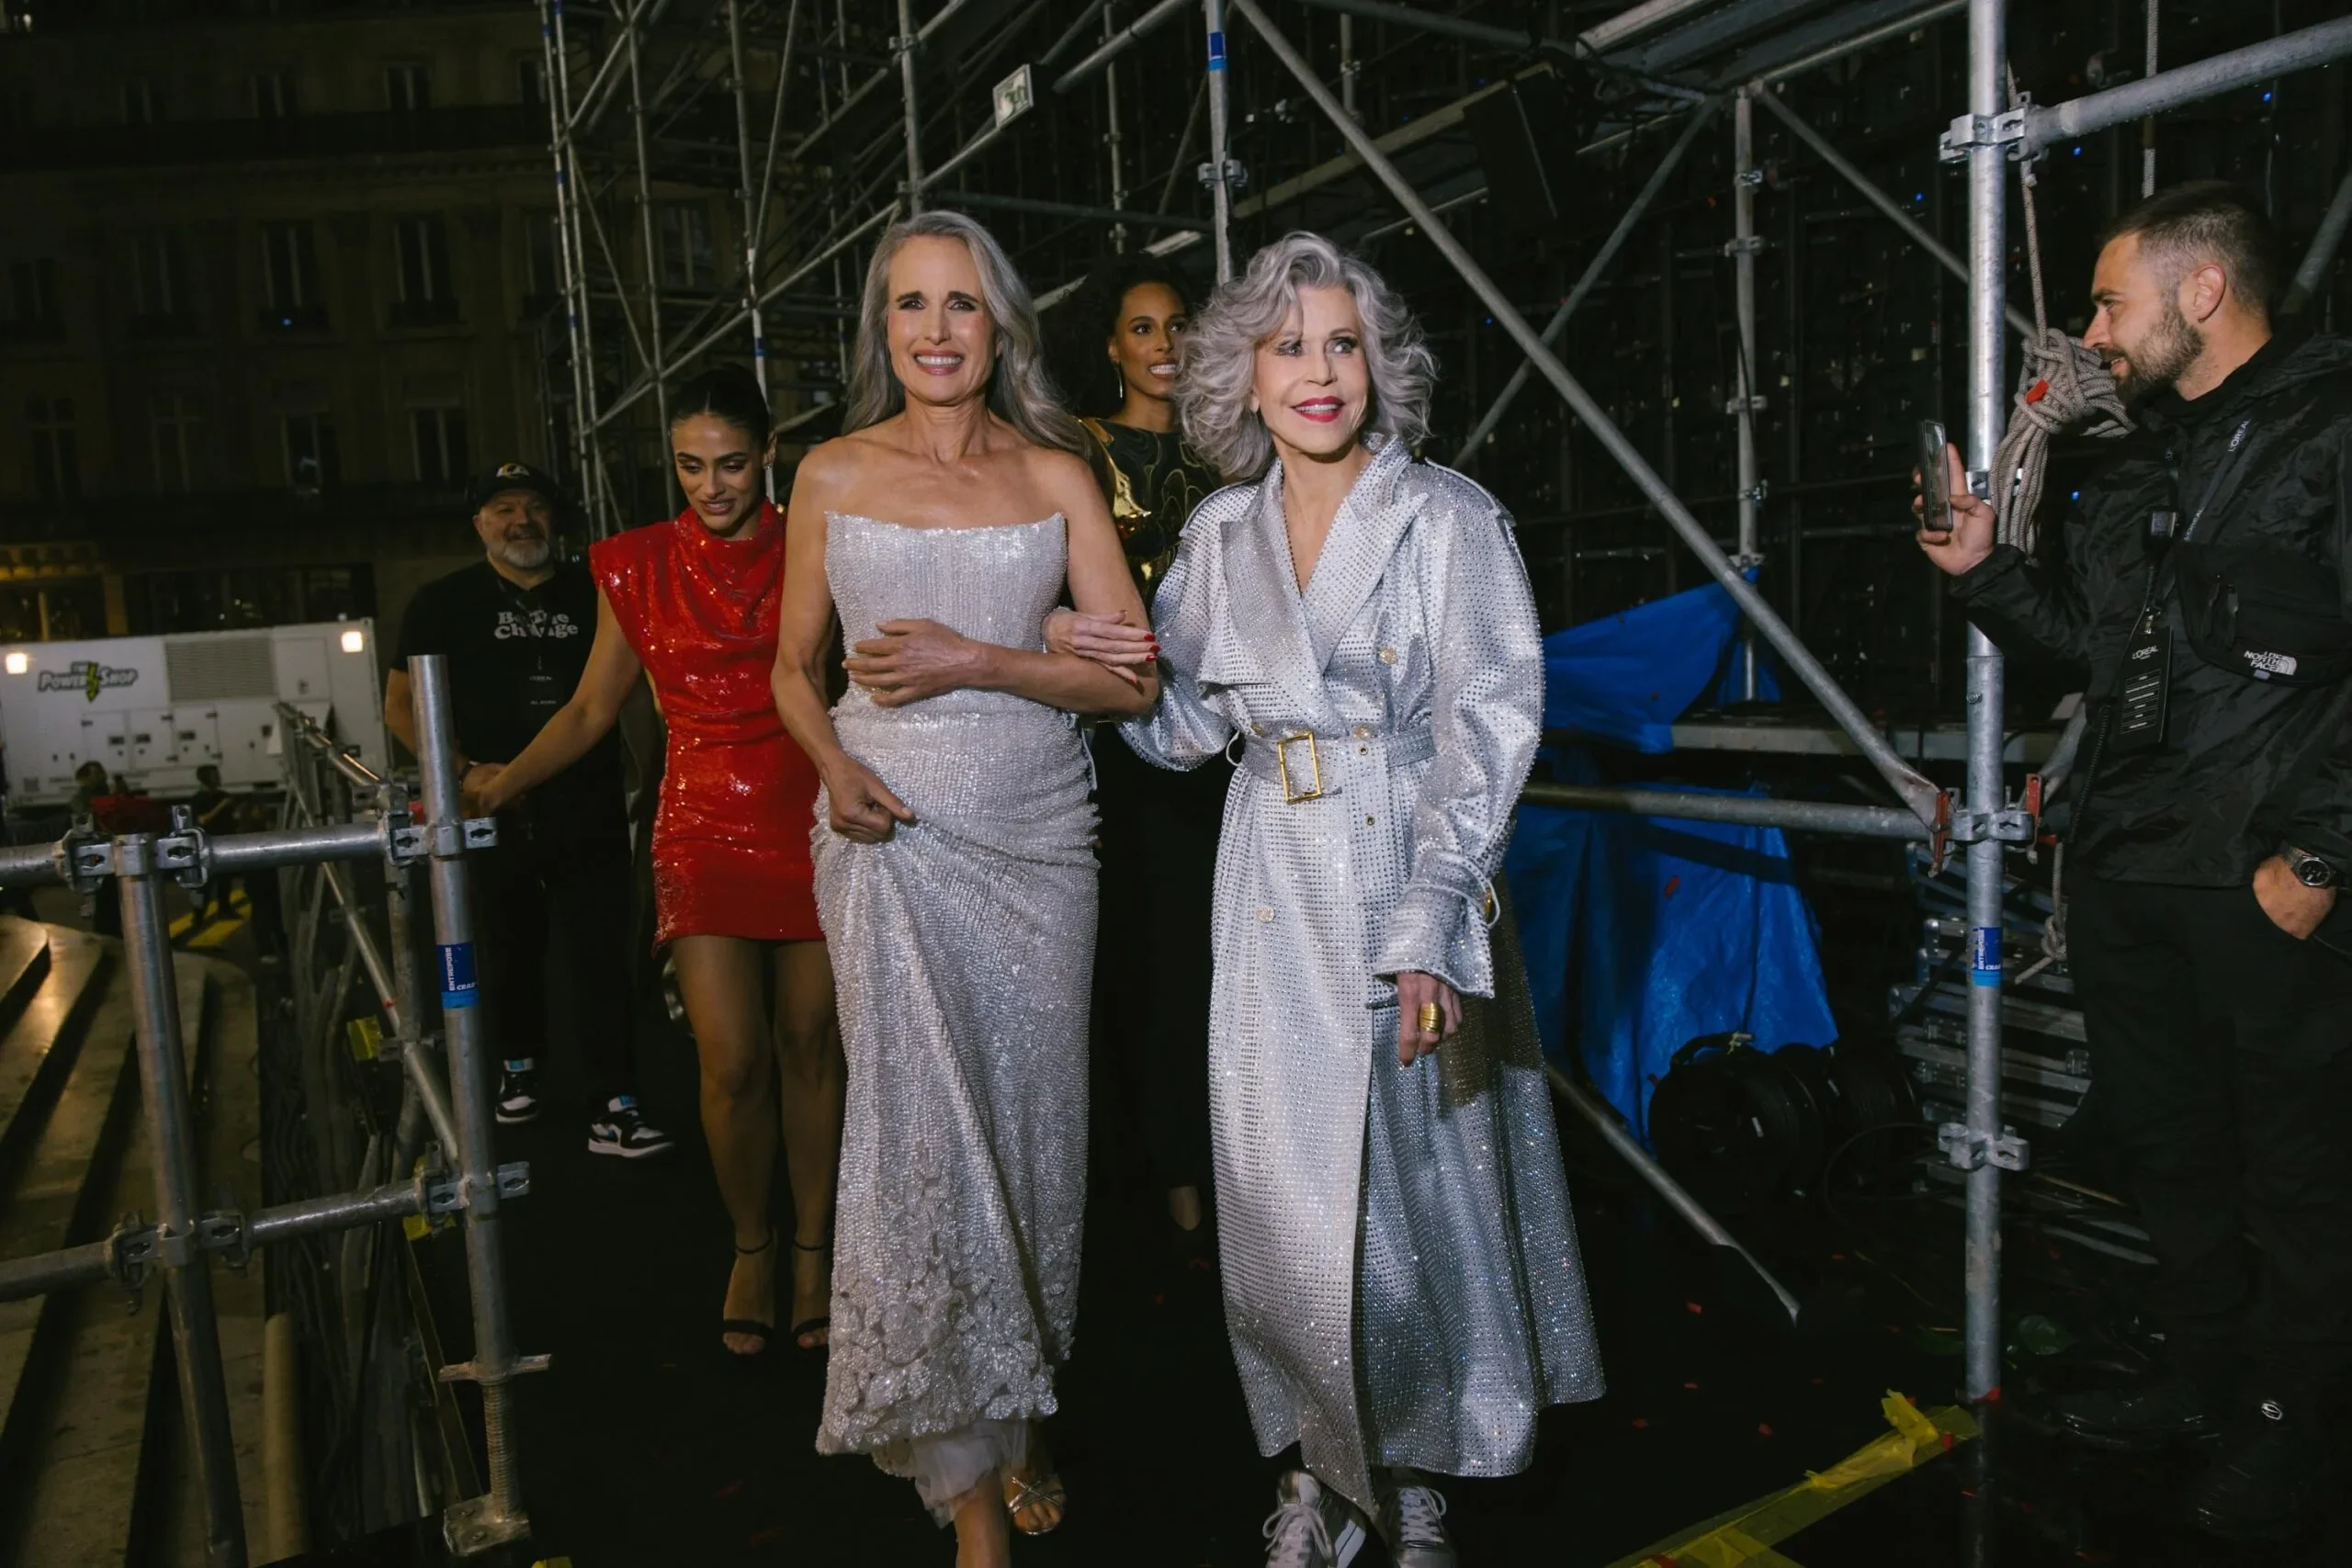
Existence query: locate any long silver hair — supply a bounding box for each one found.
[1175,231,1437,479]
[843,209,1084,455]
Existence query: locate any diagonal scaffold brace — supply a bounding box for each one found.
[1227,0,1945,830]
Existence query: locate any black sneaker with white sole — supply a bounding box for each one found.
[495,1061,541,1125]
[588,1099,674,1159]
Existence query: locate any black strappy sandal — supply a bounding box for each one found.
[720,1230,776,1358]
[789,1234,831,1353]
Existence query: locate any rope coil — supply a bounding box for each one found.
[1994,70,2132,553]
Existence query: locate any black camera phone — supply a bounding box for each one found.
[1917,419,1954,535]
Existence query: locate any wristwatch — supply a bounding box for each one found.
[2283,845,2338,889]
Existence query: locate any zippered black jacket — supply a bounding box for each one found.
[1951,328,2352,886]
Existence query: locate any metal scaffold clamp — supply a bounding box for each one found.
[1938,105,2029,164]
[1947,807,2036,845]
[1198,155,1249,195]
[51,818,112,893]
[153,806,213,891]
[1939,1122,2031,1172]
[105,1211,155,1306]
[390,810,496,865]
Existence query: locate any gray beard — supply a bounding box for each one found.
[491,536,551,572]
[2118,299,2201,406]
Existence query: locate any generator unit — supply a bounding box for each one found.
[0,621,387,812]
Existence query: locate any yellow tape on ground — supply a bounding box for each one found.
[1606,1393,1980,1568]
[187,917,245,951]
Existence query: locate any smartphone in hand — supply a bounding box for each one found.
[1916,419,1954,535]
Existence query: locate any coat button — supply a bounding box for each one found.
[1256,906,1274,923]
[1251,723,1266,736]
[1378,647,1398,665]
[1351,726,1372,739]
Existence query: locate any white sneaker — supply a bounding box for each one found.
[1379,1475,1456,1567]
[1262,1471,1367,1568]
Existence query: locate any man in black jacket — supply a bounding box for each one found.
[1920,182,2352,1540]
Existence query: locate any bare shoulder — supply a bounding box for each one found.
[1023,443,1098,503]
[789,433,874,507]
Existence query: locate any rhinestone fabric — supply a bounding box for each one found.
[1121,440,1605,1516]
[810,512,1097,1511]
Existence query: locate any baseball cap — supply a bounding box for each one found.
[466,461,568,514]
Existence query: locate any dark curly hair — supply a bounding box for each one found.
[1048,255,1202,420]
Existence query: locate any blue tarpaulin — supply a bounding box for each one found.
[1509,578,1832,1137]
[1544,574,1780,753]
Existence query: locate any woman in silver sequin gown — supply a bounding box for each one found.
[1058,233,1603,1568]
[768,213,1156,1566]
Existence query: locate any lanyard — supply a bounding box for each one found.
[2133,416,2257,634]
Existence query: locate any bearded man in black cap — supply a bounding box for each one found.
[388,462,671,1159]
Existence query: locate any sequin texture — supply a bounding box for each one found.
[1122,439,1604,1516]
[812,512,1097,1495]
[590,502,822,945]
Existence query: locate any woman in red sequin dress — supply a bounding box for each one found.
[471,367,841,1359]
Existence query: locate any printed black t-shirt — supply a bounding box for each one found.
[394,559,624,827]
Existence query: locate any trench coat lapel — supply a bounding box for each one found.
[1299,440,1419,671]
[1208,460,1341,727]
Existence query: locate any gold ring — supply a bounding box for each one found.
[1416,1002,1442,1034]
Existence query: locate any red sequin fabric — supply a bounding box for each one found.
[590,500,822,945]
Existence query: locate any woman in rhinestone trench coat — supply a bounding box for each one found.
[1053,232,1603,1568]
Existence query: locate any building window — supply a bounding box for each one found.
[28,398,78,505]
[411,406,469,485]
[151,390,200,492]
[261,221,324,330]
[517,56,547,107]
[284,412,339,492]
[385,63,431,112]
[525,211,563,302]
[391,216,456,324]
[657,203,713,291]
[121,79,161,125]
[130,230,189,333]
[254,69,296,119]
[4,257,60,339]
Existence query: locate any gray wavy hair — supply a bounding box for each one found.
[844,209,1084,455]
[1176,231,1437,479]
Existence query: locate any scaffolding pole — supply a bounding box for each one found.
[1228,0,1943,827]
[1731,87,1762,698]
[1958,0,2013,1411]
[1753,85,2037,337]
[1204,0,1235,282]
[624,15,671,502]
[1104,3,1128,252]
[897,0,926,213]
[554,0,616,536]
[2023,15,2352,153]
[538,1,596,522]
[1452,96,1719,467]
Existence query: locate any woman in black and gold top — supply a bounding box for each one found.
[1051,258,1227,1259]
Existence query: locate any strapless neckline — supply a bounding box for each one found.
[827,510,1064,535]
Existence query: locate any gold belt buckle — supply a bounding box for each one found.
[1274,730,1324,804]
